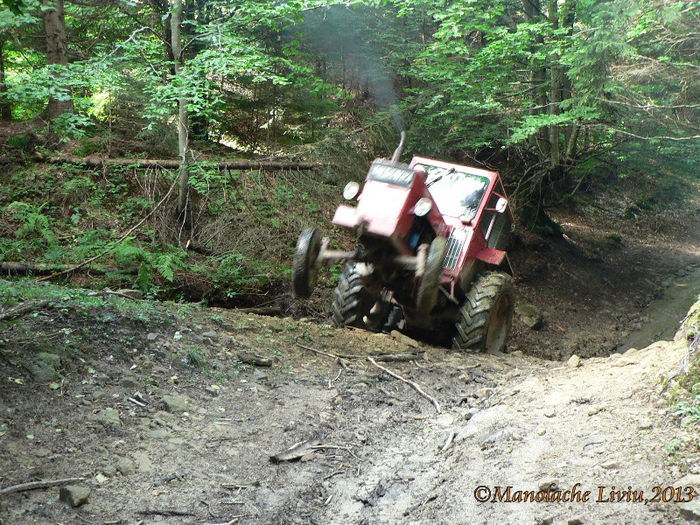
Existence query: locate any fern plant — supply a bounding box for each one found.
[3,201,59,260]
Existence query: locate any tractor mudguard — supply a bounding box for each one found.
[475,247,514,275]
[475,247,506,267]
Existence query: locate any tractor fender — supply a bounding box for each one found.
[475,247,513,275]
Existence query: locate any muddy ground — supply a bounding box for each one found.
[1,198,699,525]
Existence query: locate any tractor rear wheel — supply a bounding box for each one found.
[331,263,377,328]
[452,272,514,353]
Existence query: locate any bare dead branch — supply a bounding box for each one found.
[0,300,50,322]
[366,357,441,414]
[0,477,85,496]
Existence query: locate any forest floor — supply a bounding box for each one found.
[1,192,700,525]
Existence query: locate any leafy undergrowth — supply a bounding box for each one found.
[0,157,356,309]
[675,296,700,421]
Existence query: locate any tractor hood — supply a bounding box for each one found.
[333,160,447,255]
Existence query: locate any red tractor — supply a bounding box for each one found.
[292,134,515,352]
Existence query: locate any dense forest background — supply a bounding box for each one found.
[0,0,698,303]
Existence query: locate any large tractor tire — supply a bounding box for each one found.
[292,228,321,298]
[331,263,377,328]
[416,236,448,314]
[452,271,514,353]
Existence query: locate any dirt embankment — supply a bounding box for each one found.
[1,198,699,525]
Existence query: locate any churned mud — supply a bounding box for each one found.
[1,200,699,525]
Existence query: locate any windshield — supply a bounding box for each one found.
[416,164,490,219]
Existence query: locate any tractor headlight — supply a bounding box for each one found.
[414,197,433,217]
[343,181,360,200]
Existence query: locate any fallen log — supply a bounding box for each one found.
[46,155,319,171]
[236,352,274,367]
[0,262,136,276]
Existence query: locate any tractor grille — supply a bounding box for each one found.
[443,228,469,270]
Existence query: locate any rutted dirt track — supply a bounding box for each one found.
[1,202,699,525]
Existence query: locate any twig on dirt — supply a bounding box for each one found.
[366,357,441,414]
[296,343,343,359]
[404,493,438,516]
[127,396,147,408]
[270,439,321,463]
[329,368,342,388]
[324,470,345,481]
[296,343,350,370]
[271,440,357,463]
[296,343,419,366]
[38,175,179,282]
[236,352,274,367]
[0,300,50,322]
[371,352,420,362]
[0,477,85,496]
[309,444,358,459]
[200,500,220,519]
[324,494,333,505]
[137,509,195,517]
[221,483,256,490]
[204,516,246,525]
[439,431,456,454]
[88,290,141,301]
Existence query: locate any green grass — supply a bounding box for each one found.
[0,278,164,324]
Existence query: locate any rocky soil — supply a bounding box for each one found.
[1,199,699,525]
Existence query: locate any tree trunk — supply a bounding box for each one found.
[186,0,209,140]
[0,39,11,121]
[561,0,577,164]
[522,0,549,157]
[170,0,189,218]
[565,124,579,162]
[547,0,561,170]
[43,0,74,120]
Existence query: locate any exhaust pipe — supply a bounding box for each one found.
[390,130,406,165]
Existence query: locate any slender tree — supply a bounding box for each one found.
[43,0,73,120]
[170,0,189,219]
[0,38,11,120]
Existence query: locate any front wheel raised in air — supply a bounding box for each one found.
[452,271,514,353]
[292,228,321,298]
[331,263,377,328]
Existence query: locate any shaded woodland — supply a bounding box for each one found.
[0,0,697,301]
